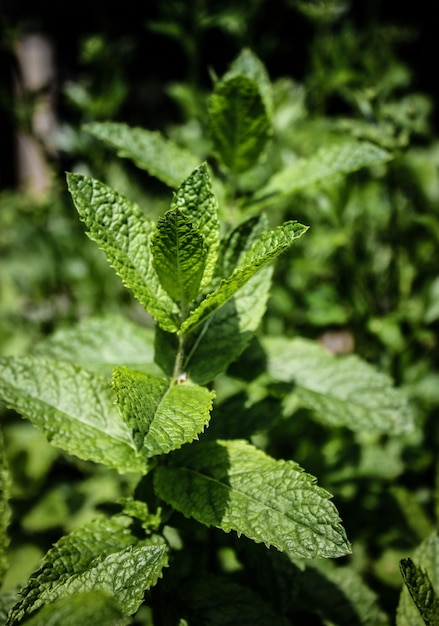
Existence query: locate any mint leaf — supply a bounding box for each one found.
[171,163,220,291]
[263,336,414,434]
[6,517,168,624]
[184,267,273,385]
[208,74,271,174]
[400,558,439,626]
[225,48,273,117]
[33,315,159,376]
[154,439,350,559]
[112,368,215,457]
[0,356,145,474]
[177,215,273,384]
[67,173,179,332]
[249,140,392,209]
[84,121,200,187]
[180,220,308,335]
[16,591,129,626]
[152,209,207,309]
[397,532,439,626]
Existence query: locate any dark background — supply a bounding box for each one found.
[1,1,437,190]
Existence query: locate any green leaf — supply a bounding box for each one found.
[0,356,146,474]
[397,533,439,626]
[183,267,273,385]
[6,517,168,624]
[225,48,273,118]
[399,558,439,626]
[16,591,129,626]
[171,163,220,291]
[154,439,351,559]
[84,121,201,188]
[248,140,392,210]
[152,209,207,308]
[180,220,308,336]
[262,336,414,434]
[33,315,160,376]
[208,74,271,174]
[112,368,215,457]
[66,173,179,332]
[0,430,10,585]
[181,574,291,626]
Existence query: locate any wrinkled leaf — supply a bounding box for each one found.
[399,558,439,626]
[33,315,159,376]
[171,162,220,291]
[152,209,207,309]
[85,121,200,188]
[397,533,439,626]
[154,439,350,559]
[180,221,308,335]
[17,591,129,626]
[6,517,167,624]
[67,173,179,331]
[0,356,146,474]
[249,140,392,209]
[112,368,215,457]
[209,75,271,173]
[263,336,414,434]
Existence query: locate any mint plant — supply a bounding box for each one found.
[0,49,416,625]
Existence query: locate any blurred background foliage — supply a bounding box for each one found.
[1,0,438,620]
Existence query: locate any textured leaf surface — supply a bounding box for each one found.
[262,336,414,434]
[0,356,145,474]
[209,75,271,173]
[225,48,273,117]
[67,173,179,331]
[397,533,439,626]
[152,209,207,308]
[182,574,290,626]
[33,316,158,376]
[180,220,308,335]
[154,439,350,559]
[112,368,215,457]
[250,140,392,209]
[171,163,220,290]
[184,267,273,385]
[6,517,168,624]
[19,591,129,626]
[180,215,272,384]
[84,121,200,187]
[400,558,439,626]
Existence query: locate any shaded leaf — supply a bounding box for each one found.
[181,574,290,626]
[18,591,129,626]
[171,162,220,291]
[152,209,207,308]
[400,558,439,626]
[209,75,271,173]
[154,439,350,559]
[0,356,145,474]
[397,533,439,626]
[180,221,308,336]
